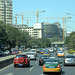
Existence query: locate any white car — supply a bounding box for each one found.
[31,49,37,56]
[27,53,36,60]
[49,49,53,52]
[4,50,10,55]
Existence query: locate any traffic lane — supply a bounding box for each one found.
[0,58,38,75]
[0,54,12,57]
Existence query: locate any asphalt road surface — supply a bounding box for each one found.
[0,51,75,75]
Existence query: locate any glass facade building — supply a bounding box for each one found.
[42,22,63,39]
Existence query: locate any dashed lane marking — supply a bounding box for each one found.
[29,67,33,71]
[35,61,38,64]
[0,64,13,72]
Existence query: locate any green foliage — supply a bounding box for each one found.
[65,32,75,50]
[0,20,52,49]
[68,49,75,54]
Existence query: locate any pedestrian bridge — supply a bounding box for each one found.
[52,41,64,47]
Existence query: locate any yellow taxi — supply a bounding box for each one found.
[43,59,62,74]
[57,51,65,57]
[43,52,50,55]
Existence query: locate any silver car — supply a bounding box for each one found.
[64,55,75,65]
[27,53,36,60]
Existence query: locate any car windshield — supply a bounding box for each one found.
[41,56,50,59]
[13,50,18,52]
[59,52,63,53]
[45,60,59,64]
[31,50,35,52]
[28,53,35,55]
[16,55,26,58]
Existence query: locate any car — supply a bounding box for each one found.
[0,50,3,56]
[12,50,18,54]
[43,51,50,55]
[39,55,50,66]
[4,50,10,55]
[56,49,62,55]
[57,51,65,57]
[18,50,23,53]
[64,55,75,66]
[41,50,45,54]
[31,50,37,56]
[49,49,53,52]
[27,53,36,60]
[43,59,62,74]
[13,54,30,67]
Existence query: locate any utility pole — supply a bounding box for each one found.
[65,16,66,39]
[63,17,64,41]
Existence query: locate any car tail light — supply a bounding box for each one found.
[43,65,46,68]
[57,65,60,68]
[39,59,42,61]
[65,59,67,62]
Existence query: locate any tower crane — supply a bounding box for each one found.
[41,17,71,41]
[18,9,45,23]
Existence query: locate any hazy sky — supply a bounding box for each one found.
[13,0,75,32]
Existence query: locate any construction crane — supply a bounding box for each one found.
[41,17,71,41]
[18,9,45,23]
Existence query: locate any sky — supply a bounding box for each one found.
[13,0,75,32]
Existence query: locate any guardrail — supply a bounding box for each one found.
[0,51,30,69]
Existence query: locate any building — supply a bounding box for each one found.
[0,0,13,25]
[15,22,63,39]
[42,22,60,38]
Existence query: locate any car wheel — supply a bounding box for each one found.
[14,65,17,68]
[39,63,41,66]
[27,63,30,67]
[43,72,46,74]
[35,58,36,60]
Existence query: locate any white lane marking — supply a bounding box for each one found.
[29,67,33,71]
[0,64,13,72]
[4,73,13,75]
[35,61,37,64]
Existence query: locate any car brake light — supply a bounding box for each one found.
[57,65,60,68]
[39,59,42,61]
[43,65,46,68]
[65,59,67,61]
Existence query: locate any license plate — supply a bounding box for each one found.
[68,60,72,61]
[19,64,23,66]
[49,66,54,68]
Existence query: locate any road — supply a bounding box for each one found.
[0,51,75,75]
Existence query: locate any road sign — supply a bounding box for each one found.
[55,44,57,47]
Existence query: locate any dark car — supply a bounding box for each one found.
[13,54,30,67]
[39,55,50,66]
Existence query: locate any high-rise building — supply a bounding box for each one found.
[42,22,60,38]
[0,0,13,25]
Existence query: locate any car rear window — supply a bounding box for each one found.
[16,55,26,58]
[66,56,75,58]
